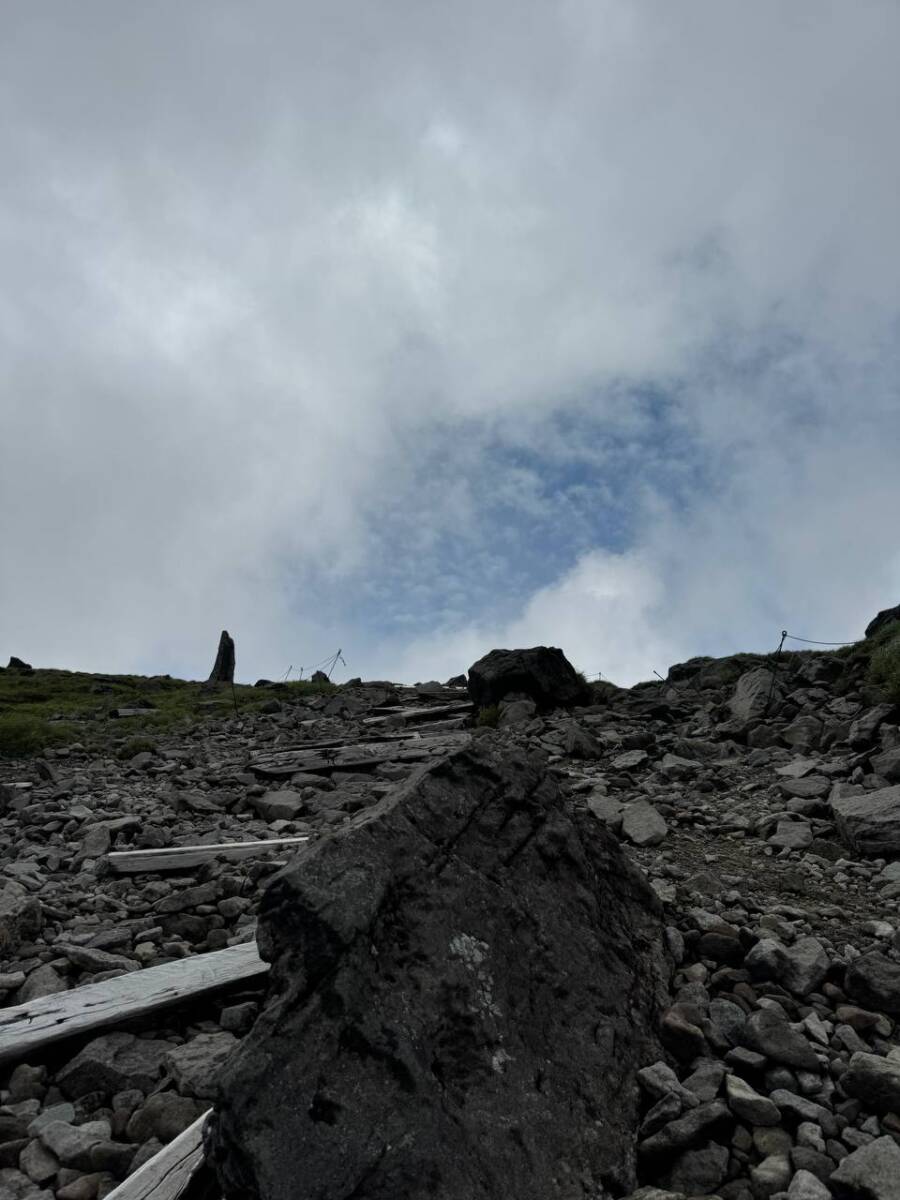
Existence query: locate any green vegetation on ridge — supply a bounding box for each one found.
[0,667,337,758]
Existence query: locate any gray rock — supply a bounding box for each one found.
[832,785,900,857]
[872,747,900,784]
[845,953,900,1014]
[767,820,814,851]
[164,1033,238,1100]
[125,1094,207,1142]
[742,1008,820,1071]
[16,965,68,1003]
[56,1033,169,1098]
[746,936,829,995]
[586,793,625,834]
[0,1168,52,1200]
[622,801,668,847]
[54,945,139,974]
[248,789,307,822]
[729,668,781,722]
[830,1135,900,1199]
[0,887,42,955]
[637,1062,700,1110]
[466,647,592,711]
[724,1073,780,1126]
[751,1154,791,1198]
[842,1052,900,1113]
[709,998,746,1046]
[682,1059,727,1103]
[639,1100,732,1159]
[769,1091,837,1138]
[497,700,536,728]
[18,1139,58,1185]
[207,740,670,1200]
[666,1140,730,1194]
[778,777,830,800]
[612,749,650,772]
[564,722,602,759]
[38,1121,110,1169]
[782,717,822,752]
[155,881,219,915]
[849,704,896,748]
[787,1168,831,1200]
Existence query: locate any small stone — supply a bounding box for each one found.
[751,1153,791,1198]
[164,1032,238,1100]
[18,1139,58,1185]
[725,1074,780,1126]
[621,801,668,847]
[786,1168,830,1200]
[56,1033,169,1099]
[125,1093,206,1143]
[742,1008,820,1071]
[38,1121,111,1169]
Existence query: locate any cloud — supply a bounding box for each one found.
[1,1,898,681]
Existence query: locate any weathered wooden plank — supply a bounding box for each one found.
[249,732,468,778]
[362,701,473,726]
[104,836,310,875]
[102,1110,208,1200]
[0,942,266,1066]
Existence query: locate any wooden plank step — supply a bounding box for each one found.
[102,1110,208,1200]
[103,836,310,875]
[249,732,468,778]
[0,942,266,1066]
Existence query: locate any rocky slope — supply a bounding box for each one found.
[0,623,899,1200]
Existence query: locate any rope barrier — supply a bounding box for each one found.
[783,633,857,646]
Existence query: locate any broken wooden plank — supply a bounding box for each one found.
[102,1110,209,1200]
[103,836,310,875]
[362,701,473,726]
[249,732,469,778]
[0,941,266,1066]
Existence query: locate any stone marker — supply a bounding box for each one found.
[207,631,235,684]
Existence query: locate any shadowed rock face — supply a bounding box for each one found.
[207,740,671,1200]
[467,646,592,712]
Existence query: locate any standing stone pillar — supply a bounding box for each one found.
[207,631,235,683]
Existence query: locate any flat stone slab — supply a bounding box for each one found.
[831,785,900,857]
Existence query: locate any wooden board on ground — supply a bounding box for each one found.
[0,942,267,1066]
[102,1110,209,1200]
[362,701,473,726]
[249,731,469,778]
[103,836,310,875]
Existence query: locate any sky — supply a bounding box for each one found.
[2,1,899,686]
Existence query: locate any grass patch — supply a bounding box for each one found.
[0,667,340,757]
[0,713,76,758]
[476,704,500,728]
[868,627,900,703]
[117,736,159,761]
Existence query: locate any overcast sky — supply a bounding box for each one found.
[2,1,899,685]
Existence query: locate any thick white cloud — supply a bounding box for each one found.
[1,1,898,680]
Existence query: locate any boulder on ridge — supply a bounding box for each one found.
[466,646,592,712]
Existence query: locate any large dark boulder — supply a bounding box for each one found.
[866,604,900,639]
[467,646,592,712]
[207,741,670,1200]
